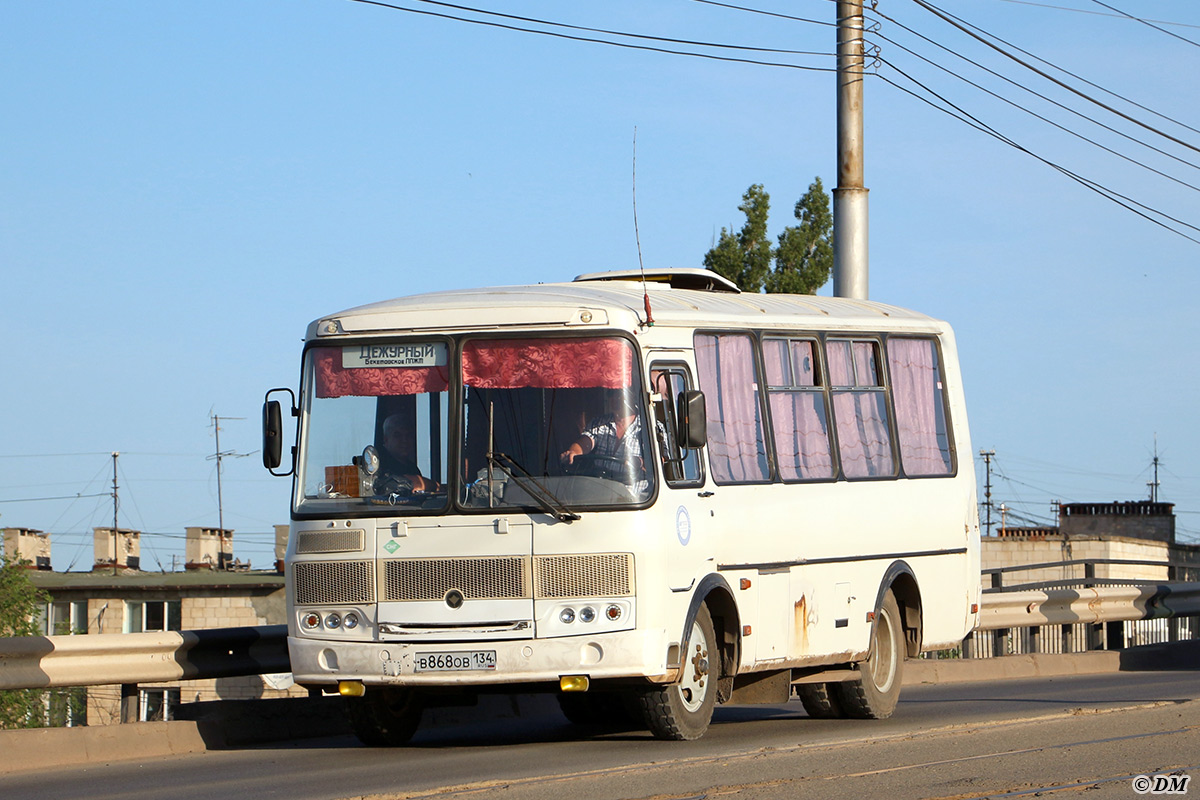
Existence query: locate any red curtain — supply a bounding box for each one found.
[314,348,449,398]
[462,338,633,389]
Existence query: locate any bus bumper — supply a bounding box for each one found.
[288,627,674,687]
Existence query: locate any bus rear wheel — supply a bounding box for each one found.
[346,687,424,746]
[836,589,904,719]
[639,604,718,740]
[796,682,846,718]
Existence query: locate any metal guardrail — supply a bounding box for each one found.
[1,584,1198,694]
[975,583,1200,630]
[0,625,286,691]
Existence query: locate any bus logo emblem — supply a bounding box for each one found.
[676,506,692,546]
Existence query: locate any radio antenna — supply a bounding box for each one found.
[633,127,654,327]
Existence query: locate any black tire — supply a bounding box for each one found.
[796,682,846,719]
[638,604,718,741]
[346,687,424,746]
[557,691,643,729]
[835,590,905,719]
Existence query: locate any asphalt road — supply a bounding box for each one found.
[4,670,1199,800]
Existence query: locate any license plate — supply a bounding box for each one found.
[413,650,497,673]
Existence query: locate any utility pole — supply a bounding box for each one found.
[111,452,119,576]
[1148,436,1161,503]
[980,449,995,537]
[208,414,250,568]
[834,0,869,300]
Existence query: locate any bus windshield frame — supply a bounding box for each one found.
[293,334,655,518]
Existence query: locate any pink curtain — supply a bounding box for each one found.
[762,339,833,480]
[695,333,769,484]
[462,338,633,389]
[827,340,894,479]
[887,337,952,476]
[832,392,894,478]
[314,348,449,398]
[770,393,834,479]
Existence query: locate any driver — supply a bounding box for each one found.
[379,414,439,494]
[559,390,645,479]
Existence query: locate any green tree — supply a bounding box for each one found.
[766,177,833,295]
[704,178,833,295]
[0,553,48,729]
[703,183,773,293]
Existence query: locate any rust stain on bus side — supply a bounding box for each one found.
[794,595,809,654]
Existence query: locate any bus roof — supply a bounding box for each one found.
[307,269,950,339]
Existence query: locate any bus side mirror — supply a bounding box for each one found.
[677,390,707,449]
[263,388,297,476]
[263,400,283,470]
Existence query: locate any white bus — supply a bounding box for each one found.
[262,268,981,743]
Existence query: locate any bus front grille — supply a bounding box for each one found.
[293,560,375,605]
[383,557,529,601]
[378,554,635,601]
[295,529,365,554]
[535,553,634,598]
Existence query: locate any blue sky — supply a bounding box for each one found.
[3,0,1199,571]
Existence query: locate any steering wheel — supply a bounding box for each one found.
[565,454,633,481]
[372,472,414,497]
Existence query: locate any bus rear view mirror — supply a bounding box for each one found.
[263,400,283,469]
[262,387,297,476]
[678,390,707,449]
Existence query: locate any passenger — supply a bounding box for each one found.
[378,414,439,493]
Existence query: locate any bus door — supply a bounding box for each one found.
[649,361,707,592]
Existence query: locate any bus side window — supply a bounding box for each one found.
[650,365,703,487]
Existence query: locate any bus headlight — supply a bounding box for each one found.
[302,612,321,630]
[326,612,342,629]
[560,608,576,624]
[343,612,360,630]
[579,606,596,623]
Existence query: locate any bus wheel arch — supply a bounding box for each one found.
[641,602,719,739]
[834,563,922,720]
[685,574,740,701]
[875,561,923,658]
[639,576,739,740]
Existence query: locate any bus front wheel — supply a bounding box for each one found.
[639,604,718,740]
[346,687,424,746]
[836,589,904,719]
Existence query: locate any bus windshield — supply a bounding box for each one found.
[295,336,653,516]
[459,337,652,510]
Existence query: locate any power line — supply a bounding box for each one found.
[1087,0,1200,49]
[402,0,833,56]
[911,0,1200,153]
[0,492,111,504]
[867,9,1200,185]
[996,0,1200,31]
[876,65,1200,245]
[685,0,835,28]
[347,0,836,72]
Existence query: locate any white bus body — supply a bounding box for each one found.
[264,268,981,743]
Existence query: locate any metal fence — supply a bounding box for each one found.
[924,557,1200,660]
[2,558,1199,717]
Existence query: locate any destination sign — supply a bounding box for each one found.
[342,343,447,369]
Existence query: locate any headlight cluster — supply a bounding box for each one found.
[558,603,623,625]
[301,610,362,631]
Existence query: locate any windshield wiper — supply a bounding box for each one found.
[488,451,580,523]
